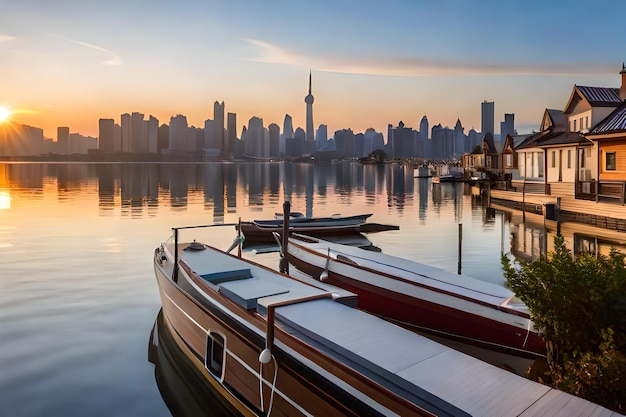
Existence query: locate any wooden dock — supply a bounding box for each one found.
[490,189,626,230]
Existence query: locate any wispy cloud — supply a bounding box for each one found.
[242,38,303,66]
[51,33,125,66]
[0,35,16,42]
[243,38,610,77]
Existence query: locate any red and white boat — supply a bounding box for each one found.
[286,234,547,361]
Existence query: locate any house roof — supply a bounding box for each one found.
[563,85,622,114]
[539,131,592,147]
[515,130,591,150]
[589,102,626,134]
[541,109,566,131]
[482,132,498,153]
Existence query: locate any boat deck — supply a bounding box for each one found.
[179,243,619,417]
[290,235,528,310]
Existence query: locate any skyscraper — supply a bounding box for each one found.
[227,112,237,158]
[315,124,328,150]
[98,119,114,153]
[481,101,494,136]
[131,112,146,153]
[214,101,225,156]
[280,114,294,155]
[304,71,314,142]
[57,126,70,154]
[500,113,515,139]
[120,113,131,153]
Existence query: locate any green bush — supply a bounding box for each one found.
[502,235,626,412]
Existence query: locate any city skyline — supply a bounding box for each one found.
[1,1,625,139]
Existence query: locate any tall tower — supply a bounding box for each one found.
[481,100,494,136]
[214,101,225,156]
[304,71,314,142]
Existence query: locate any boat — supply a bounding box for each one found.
[236,213,375,243]
[432,173,464,183]
[153,224,618,416]
[285,234,547,362]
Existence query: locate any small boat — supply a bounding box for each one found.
[236,213,374,243]
[153,225,616,416]
[285,234,547,361]
[432,174,464,183]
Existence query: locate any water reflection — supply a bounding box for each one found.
[0,162,424,218]
[148,309,243,417]
[2,161,626,266]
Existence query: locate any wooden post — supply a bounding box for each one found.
[457,223,462,275]
[237,217,242,258]
[281,201,290,274]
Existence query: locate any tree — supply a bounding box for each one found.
[358,149,387,164]
[502,235,626,412]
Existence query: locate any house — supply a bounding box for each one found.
[513,109,568,194]
[490,64,626,227]
[463,132,500,180]
[584,64,626,203]
[501,133,532,181]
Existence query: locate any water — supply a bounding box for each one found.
[0,161,572,416]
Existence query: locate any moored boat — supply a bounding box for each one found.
[236,213,375,243]
[285,234,547,362]
[153,224,618,416]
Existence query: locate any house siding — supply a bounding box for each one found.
[600,142,626,180]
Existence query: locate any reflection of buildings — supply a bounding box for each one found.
[5,161,626,264]
[204,164,224,220]
[246,163,265,207]
[496,202,626,263]
[417,177,429,220]
[96,164,117,212]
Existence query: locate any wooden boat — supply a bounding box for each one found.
[153,224,617,416]
[285,234,547,361]
[236,213,374,243]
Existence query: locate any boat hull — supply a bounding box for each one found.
[287,238,546,361]
[153,247,440,416]
[237,214,373,244]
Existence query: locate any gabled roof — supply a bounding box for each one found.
[539,131,592,147]
[482,132,497,153]
[589,103,626,134]
[515,131,548,150]
[564,85,622,114]
[540,109,566,131]
[515,130,591,149]
[501,134,530,153]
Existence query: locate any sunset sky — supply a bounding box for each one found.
[1,0,625,140]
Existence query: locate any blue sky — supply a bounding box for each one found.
[1,0,624,139]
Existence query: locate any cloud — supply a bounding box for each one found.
[50,33,125,66]
[0,35,16,42]
[243,38,611,77]
[103,56,125,66]
[242,38,303,66]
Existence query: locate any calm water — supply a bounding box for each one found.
[0,161,547,416]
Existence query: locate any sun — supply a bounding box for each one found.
[0,107,12,123]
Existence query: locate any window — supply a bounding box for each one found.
[567,149,571,169]
[581,149,586,168]
[586,116,589,129]
[573,119,577,131]
[505,153,512,167]
[551,151,556,168]
[579,118,583,131]
[206,332,225,378]
[606,152,617,171]
[538,153,544,178]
